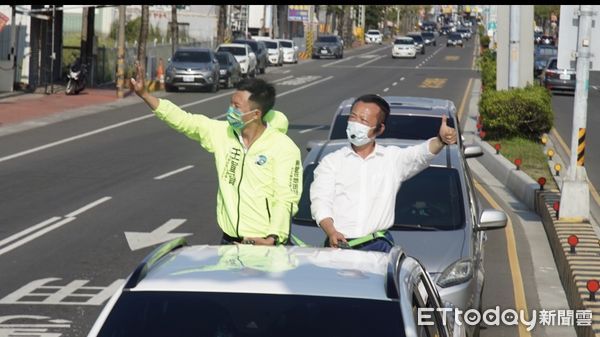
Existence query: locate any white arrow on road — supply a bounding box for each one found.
[125,219,192,251]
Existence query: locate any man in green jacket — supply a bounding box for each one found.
[130,63,302,246]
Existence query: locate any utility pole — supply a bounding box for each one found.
[116,5,125,98]
[217,5,227,44]
[559,5,594,220]
[171,6,178,56]
[509,5,520,88]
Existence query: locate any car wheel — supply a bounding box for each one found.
[412,55,416,59]
[421,49,425,55]
[434,42,437,46]
[165,84,176,92]
[260,66,265,74]
[250,69,256,78]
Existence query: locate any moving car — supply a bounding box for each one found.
[277,38,299,64]
[456,28,471,41]
[312,35,344,59]
[87,239,466,337]
[540,35,555,46]
[292,137,506,337]
[447,33,464,47]
[215,51,242,89]
[215,43,257,78]
[365,29,383,44]
[406,33,426,54]
[392,37,417,59]
[262,39,284,66]
[233,39,268,74]
[540,57,576,93]
[421,31,437,46]
[164,48,220,93]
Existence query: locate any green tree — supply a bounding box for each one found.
[365,5,385,30]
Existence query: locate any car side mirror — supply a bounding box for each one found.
[476,209,507,231]
[249,52,256,58]
[464,145,483,158]
[167,57,171,63]
[294,46,298,51]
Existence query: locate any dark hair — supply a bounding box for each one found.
[351,94,390,131]
[236,78,276,117]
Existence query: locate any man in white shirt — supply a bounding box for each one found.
[310,94,457,252]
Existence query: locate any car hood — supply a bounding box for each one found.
[170,62,213,71]
[315,42,339,47]
[390,229,466,274]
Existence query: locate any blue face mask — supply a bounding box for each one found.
[227,106,256,130]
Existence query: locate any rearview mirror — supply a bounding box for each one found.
[476,209,507,231]
[464,145,483,158]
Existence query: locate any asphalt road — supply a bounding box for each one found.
[0,35,567,336]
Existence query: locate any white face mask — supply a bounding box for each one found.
[346,121,375,147]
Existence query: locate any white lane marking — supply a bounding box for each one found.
[321,56,355,68]
[400,77,405,81]
[0,196,112,256]
[213,76,334,120]
[282,70,291,74]
[125,218,192,251]
[299,125,326,134]
[356,55,384,68]
[271,75,294,83]
[0,114,154,164]
[0,75,306,164]
[154,165,195,180]
[65,196,112,217]
[0,217,61,248]
[592,85,598,90]
[392,82,398,86]
[383,87,390,92]
[0,217,76,256]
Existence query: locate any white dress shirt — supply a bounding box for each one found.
[310,140,437,238]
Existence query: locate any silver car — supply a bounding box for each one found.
[87,239,465,337]
[164,48,220,93]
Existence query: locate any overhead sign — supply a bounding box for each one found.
[557,5,600,71]
[288,5,309,22]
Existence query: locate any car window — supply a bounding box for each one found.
[97,292,408,337]
[172,51,211,63]
[409,35,423,43]
[215,53,229,65]
[217,46,245,56]
[317,36,338,43]
[264,41,278,49]
[330,114,455,140]
[367,30,381,35]
[235,40,259,53]
[280,41,293,48]
[422,33,434,38]
[548,59,557,69]
[295,165,465,231]
[395,39,414,45]
[449,34,461,39]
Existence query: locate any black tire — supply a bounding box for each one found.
[66,80,75,95]
[250,69,256,78]
[421,49,425,55]
[225,77,232,89]
[434,41,437,46]
[260,65,265,74]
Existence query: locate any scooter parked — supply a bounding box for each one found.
[66,58,87,95]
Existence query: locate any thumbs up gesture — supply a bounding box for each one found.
[439,115,457,145]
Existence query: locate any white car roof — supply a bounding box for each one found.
[217,43,247,49]
[133,245,393,301]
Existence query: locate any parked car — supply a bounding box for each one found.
[164,48,220,93]
[262,39,284,66]
[534,31,543,44]
[392,37,417,59]
[292,137,506,337]
[215,51,242,89]
[421,21,437,32]
[312,35,344,59]
[421,31,437,46]
[277,38,299,64]
[86,239,466,337]
[533,45,558,77]
[447,33,464,47]
[215,43,256,78]
[406,33,426,54]
[540,57,576,93]
[440,25,452,35]
[233,39,268,74]
[365,29,383,44]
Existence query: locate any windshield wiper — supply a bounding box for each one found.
[392,224,440,231]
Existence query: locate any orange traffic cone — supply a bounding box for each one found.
[157,58,165,90]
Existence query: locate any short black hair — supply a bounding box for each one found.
[236,78,276,117]
[351,94,390,130]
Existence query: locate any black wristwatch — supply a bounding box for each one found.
[265,234,280,245]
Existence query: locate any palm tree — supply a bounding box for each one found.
[217,5,227,44]
[137,5,149,64]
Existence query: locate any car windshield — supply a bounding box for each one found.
[235,40,258,52]
[218,46,245,56]
[264,41,278,49]
[395,39,414,45]
[367,30,380,35]
[408,35,423,43]
[449,34,461,39]
[422,33,434,38]
[330,114,455,140]
[97,292,406,337]
[280,41,293,48]
[172,51,211,63]
[536,47,557,57]
[548,59,557,70]
[295,165,465,231]
[317,36,338,43]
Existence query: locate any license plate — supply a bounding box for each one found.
[321,50,328,54]
[219,69,226,75]
[560,74,570,80]
[183,75,194,82]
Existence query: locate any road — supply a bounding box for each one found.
[0,35,571,336]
